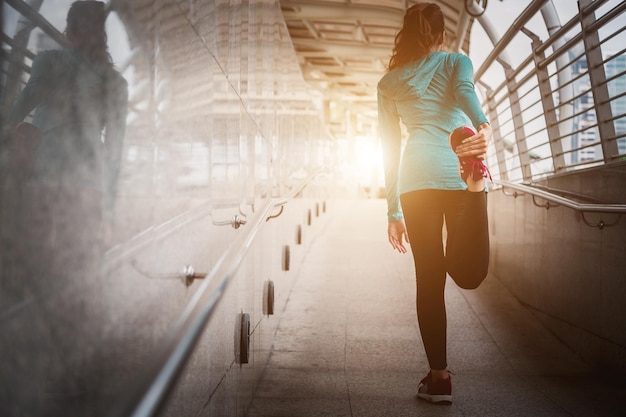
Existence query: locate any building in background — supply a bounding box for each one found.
[570,50,626,164]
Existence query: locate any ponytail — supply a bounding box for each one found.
[388,3,444,71]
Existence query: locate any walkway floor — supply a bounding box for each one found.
[246,198,626,417]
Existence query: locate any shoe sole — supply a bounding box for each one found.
[449,126,492,183]
[449,126,476,152]
[416,392,452,405]
[449,126,475,183]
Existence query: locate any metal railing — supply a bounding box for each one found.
[476,0,626,182]
[495,179,626,229]
[1,0,70,112]
[108,170,322,417]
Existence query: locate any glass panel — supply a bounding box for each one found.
[1,1,330,415]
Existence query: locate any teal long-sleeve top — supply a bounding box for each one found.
[377,51,488,222]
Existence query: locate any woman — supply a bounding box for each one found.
[377,2,492,404]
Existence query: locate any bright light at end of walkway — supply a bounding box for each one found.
[353,136,384,195]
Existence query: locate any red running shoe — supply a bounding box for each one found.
[416,371,452,405]
[449,126,492,183]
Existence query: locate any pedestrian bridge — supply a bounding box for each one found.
[1,0,625,416]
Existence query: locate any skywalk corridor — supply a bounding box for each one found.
[2,1,626,416]
[246,199,626,417]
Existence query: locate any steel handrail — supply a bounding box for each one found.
[109,170,323,417]
[273,169,324,207]
[474,0,549,81]
[495,179,626,214]
[104,168,324,273]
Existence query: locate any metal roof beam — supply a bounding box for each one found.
[281,0,404,24]
[293,39,390,57]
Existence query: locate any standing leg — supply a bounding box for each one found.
[400,190,448,371]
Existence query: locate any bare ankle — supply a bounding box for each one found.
[431,369,450,381]
[466,177,485,192]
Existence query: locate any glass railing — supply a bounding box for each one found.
[0,1,335,416]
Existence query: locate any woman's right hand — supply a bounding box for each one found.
[454,122,492,160]
[388,220,409,253]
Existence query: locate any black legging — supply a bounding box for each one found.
[400,189,489,370]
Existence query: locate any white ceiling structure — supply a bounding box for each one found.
[1,0,482,141]
[279,0,480,138]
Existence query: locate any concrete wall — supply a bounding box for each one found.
[488,162,626,375]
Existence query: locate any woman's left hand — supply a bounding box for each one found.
[388,220,409,254]
[454,123,492,160]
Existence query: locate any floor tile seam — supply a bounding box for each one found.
[340,241,424,413]
[262,366,349,372]
[251,394,351,401]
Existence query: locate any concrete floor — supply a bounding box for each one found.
[246,198,626,417]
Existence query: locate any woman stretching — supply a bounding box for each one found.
[377,2,492,405]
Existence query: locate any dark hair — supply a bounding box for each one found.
[387,3,445,70]
[66,1,112,66]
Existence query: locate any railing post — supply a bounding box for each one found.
[524,29,566,172]
[483,85,509,180]
[578,0,619,162]
[504,67,533,181]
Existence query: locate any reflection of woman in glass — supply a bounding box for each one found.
[378,2,492,405]
[5,0,128,213]
[1,1,127,413]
